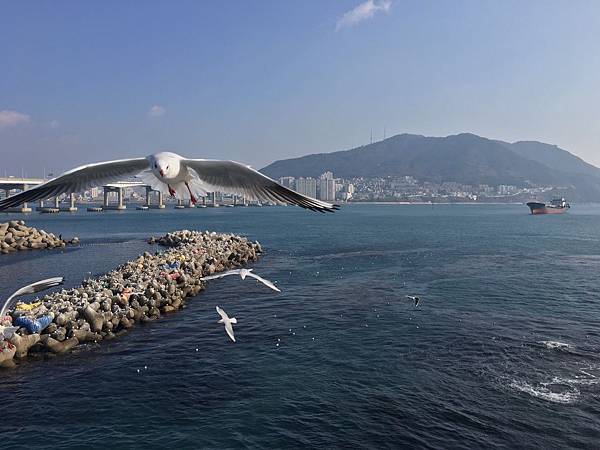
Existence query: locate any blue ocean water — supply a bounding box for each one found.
[1,203,600,448]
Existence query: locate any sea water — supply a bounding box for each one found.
[1,204,599,448]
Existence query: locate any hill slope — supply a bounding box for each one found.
[261,133,600,200]
[499,140,600,178]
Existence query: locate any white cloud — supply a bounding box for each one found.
[148,105,166,117]
[49,120,60,129]
[335,0,392,31]
[0,110,31,129]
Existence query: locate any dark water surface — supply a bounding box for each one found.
[1,204,600,448]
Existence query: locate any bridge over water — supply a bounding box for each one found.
[0,177,245,213]
[0,177,168,212]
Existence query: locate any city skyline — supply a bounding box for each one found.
[278,170,565,204]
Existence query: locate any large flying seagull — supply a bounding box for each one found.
[0,152,339,213]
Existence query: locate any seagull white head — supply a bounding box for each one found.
[148,152,181,181]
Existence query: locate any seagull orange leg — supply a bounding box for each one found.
[185,182,197,204]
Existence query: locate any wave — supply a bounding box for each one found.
[549,375,600,387]
[78,238,146,247]
[538,341,573,350]
[509,380,580,404]
[310,248,434,261]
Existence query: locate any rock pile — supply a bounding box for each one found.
[0,230,261,367]
[0,220,79,254]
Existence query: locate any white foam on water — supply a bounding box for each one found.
[510,380,580,404]
[549,376,600,387]
[538,341,573,350]
[548,366,600,387]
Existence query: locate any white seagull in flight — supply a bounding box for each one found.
[216,306,237,342]
[0,277,64,339]
[0,152,339,213]
[201,268,281,292]
[406,295,421,307]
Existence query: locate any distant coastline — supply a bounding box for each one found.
[346,201,525,205]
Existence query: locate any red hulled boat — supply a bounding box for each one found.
[526,198,570,215]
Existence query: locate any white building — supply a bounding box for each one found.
[498,185,517,195]
[89,187,99,199]
[279,176,296,190]
[296,177,317,198]
[318,171,335,202]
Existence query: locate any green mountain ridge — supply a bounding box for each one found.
[261,133,600,201]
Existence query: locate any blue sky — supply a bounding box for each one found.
[1,0,600,177]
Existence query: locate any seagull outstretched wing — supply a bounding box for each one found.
[216,306,229,321]
[0,158,149,211]
[1,277,65,317]
[246,272,281,292]
[183,159,339,213]
[224,322,236,342]
[216,306,236,342]
[201,270,242,281]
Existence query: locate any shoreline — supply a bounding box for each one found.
[346,201,526,205]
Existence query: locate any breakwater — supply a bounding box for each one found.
[0,220,79,254]
[0,229,261,367]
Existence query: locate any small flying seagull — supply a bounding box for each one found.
[0,277,64,339]
[0,152,339,213]
[201,268,281,292]
[406,295,421,307]
[216,306,237,342]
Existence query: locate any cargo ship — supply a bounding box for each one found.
[526,198,570,215]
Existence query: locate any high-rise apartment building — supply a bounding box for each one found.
[296,177,317,198]
[318,171,335,202]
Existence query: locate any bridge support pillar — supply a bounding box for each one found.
[19,184,32,213]
[60,193,78,212]
[144,186,165,209]
[102,187,126,210]
[70,193,77,211]
[117,188,124,209]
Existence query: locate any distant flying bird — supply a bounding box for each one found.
[201,268,281,292]
[216,306,237,342]
[0,152,339,213]
[0,277,64,318]
[406,295,421,307]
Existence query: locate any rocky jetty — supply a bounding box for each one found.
[0,230,261,368]
[0,220,79,254]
